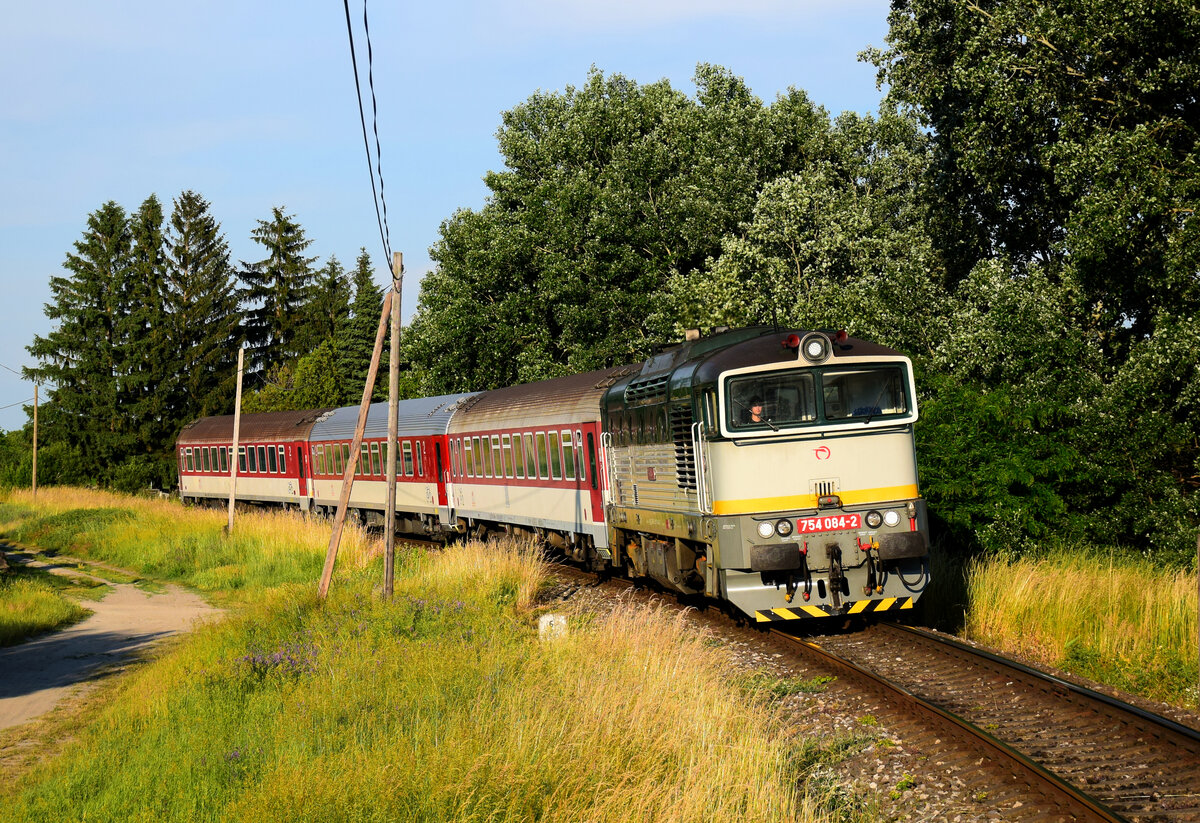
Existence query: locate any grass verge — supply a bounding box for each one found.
[2,541,808,822]
[962,548,1199,708]
[0,488,848,821]
[0,559,101,646]
[0,488,378,604]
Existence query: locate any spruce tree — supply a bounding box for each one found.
[26,201,133,480]
[125,194,170,460]
[239,206,318,373]
[164,191,240,426]
[306,255,351,348]
[337,248,385,402]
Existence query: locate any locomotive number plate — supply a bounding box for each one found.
[796,513,862,534]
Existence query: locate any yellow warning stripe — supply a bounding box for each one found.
[712,485,919,516]
[755,596,914,621]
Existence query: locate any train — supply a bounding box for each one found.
[177,326,930,622]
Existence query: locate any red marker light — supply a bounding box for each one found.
[835,329,848,343]
[783,333,801,350]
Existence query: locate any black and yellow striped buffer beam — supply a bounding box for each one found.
[754,597,915,622]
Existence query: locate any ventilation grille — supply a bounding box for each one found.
[624,375,669,405]
[812,479,840,497]
[673,409,697,490]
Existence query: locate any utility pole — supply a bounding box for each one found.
[31,384,37,500]
[318,289,394,600]
[384,252,403,599]
[227,347,244,534]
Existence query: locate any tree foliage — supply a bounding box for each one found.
[871,0,1200,558]
[403,65,838,394]
[337,249,385,403]
[671,109,948,357]
[163,191,240,439]
[26,201,135,480]
[870,0,1200,335]
[239,206,318,373]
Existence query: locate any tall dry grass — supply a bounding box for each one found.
[0,574,92,645]
[4,538,829,822]
[0,487,380,596]
[963,549,1199,707]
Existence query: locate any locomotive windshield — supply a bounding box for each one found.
[727,364,909,432]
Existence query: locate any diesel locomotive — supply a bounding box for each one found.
[177,326,930,622]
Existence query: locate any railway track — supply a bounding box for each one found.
[773,622,1200,822]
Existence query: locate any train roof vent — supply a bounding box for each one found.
[594,365,639,390]
[624,375,669,405]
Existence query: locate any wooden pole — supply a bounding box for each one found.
[384,252,403,599]
[318,289,394,600]
[31,384,37,500]
[227,348,245,534]
[1196,531,1199,701]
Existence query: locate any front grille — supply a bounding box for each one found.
[812,479,839,497]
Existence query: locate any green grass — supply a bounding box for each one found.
[741,670,837,699]
[0,488,846,822]
[0,562,97,645]
[2,549,808,822]
[961,547,1199,708]
[0,488,380,604]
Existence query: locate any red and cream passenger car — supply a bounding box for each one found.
[445,369,616,557]
[306,394,473,532]
[177,408,332,508]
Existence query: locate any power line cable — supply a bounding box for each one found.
[0,362,24,377]
[362,0,393,266]
[0,397,35,411]
[342,0,391,266]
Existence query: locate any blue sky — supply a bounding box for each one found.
[0,0,890,431]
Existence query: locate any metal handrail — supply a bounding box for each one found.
[691,422,712,515]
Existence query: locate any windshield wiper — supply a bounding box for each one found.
[862,380,895,424]
[731,398,779,431]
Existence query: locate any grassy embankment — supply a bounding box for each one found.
[963,549,1198,707]
[0,562,103,646]
[0,488,845,822]
[926,545,1199,709]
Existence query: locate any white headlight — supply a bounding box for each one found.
[883,510,901,527]
[798,332,831,363]
[757,521,775,539]
[775,518,794,537]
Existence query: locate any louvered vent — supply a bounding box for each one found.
[673,408,697,490]
[624,375,669,405]
[812,479,840,496]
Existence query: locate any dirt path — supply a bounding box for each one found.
[0,554,222,730]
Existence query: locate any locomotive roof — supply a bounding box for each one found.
[689,328,904,384]
[449,365,636,431]
[605,327,907,411]
[177,408,336,445]
[309,393,477,441]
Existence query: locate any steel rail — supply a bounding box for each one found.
[770,627,1127,823]
[879,622,1200,750]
